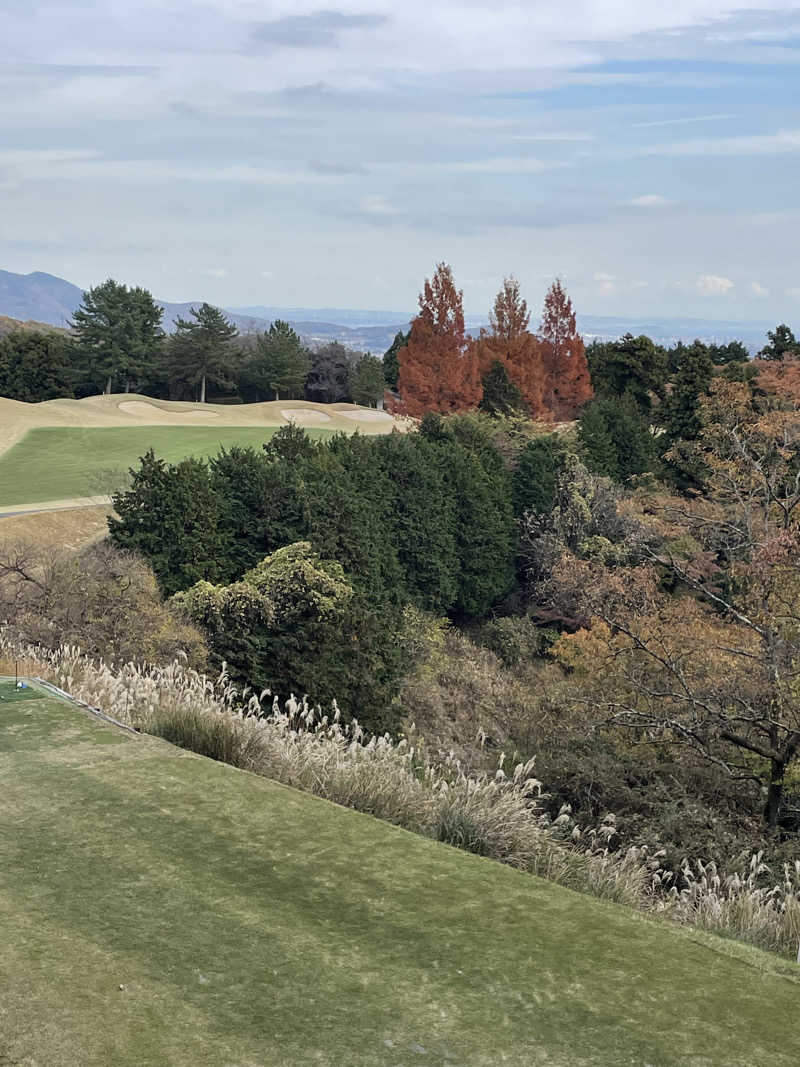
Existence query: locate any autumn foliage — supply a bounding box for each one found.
[396,263,480,417]
[539,279,593,420]
[397,266,592,421]
[477,277,546,418]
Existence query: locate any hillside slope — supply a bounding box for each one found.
[1,682,799,1066]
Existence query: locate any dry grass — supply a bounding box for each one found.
[0,504,113,549]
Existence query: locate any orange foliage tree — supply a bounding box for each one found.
[397,263,481,417]
[539,279,593,420]
[477,277,547,418]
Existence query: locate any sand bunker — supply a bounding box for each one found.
[281,408,333,424]
[337,409,394,423]
[118,401,219,419]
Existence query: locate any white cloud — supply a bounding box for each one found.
[643,129,800,158]
[750,281,769,297]
[633,114,736,128]
[593,272,616,293]
[629,194,670,207]
[696,274,735,296]
[359,194,397,216]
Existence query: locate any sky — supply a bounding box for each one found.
[2,1,800,320]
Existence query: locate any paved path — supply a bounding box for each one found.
[0,495,111,519]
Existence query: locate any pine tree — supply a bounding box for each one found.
[250,320,310,400]
[166,303,239,402]
[397,262,481,416]
[587,333,667,413]
[539,280,593,420]
[659,340,715,489]
[478,359,528,417]
[71,278,164,394]
[512,434,565,517]
[759,323,800,360]
[349,353,386,407]
[478,277,545,416]
[578,399,619,480]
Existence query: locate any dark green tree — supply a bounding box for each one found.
[512,434,566,518]
[349,353,386,407]
[249,320,310,400]
[167,303,239,402]
[759,324,800,361]
[579,394,656,482]
[376,433,458,613]
[659,341,715,489]
[478,359,528,417]
[305,341,352,403]
[382,329,408,389]
[586,333,667,412]
[109,451,224,595]
[708,339,750,364]
[0,330,78,401]
[71,278,164,394]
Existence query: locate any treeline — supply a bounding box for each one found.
[109,418,527,727]
[0,279,386,407]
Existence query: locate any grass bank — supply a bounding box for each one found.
[0,425,333,506]
[1,678,800,1065]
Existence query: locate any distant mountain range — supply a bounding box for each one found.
[0,269,776,354]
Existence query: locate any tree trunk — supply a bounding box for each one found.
[124,380,130,394]
[105,375,112,396]
[274,389,280,401]
[764,759,786,828]
[200,375,206,404]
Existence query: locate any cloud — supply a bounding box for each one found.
[593,271,616,293]
[786,287,800,298]
[629,194,670,207]
[250,10,388,50]
[359,193,396,215]
[750,281,769,297]
[632,114,736,128]
[696,274,735,296]
[642,129,800,157]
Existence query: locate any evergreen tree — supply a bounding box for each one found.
[167,303,239,402]
[305,341,352,403]
[659,341,715,489]
[478,359,527,417]
[376,433,458,613]
[382,330,408,389]
[349,353,386,407]
[249,320,310,400]
[512,434,566,517]
[759,324,800,360]
[71,278,164,394]
[0,330,78,401]
[709,339,750,364]
[109,451,223,595]
[397,262,481,416]
[587,333,667,413]
[579,394,656,482]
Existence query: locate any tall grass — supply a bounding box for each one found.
[3,634,799,959]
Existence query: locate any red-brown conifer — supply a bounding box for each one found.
[397,263,481,417]
[539,279,593,420]
[477,277,546,418]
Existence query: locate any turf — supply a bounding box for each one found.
[0,426,334,507]
[2,684,800,1065]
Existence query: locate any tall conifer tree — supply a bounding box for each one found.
[397,263,480,416]
[539,279,593,420]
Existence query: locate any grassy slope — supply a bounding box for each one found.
[0,426,332,507]
[2,685,799,1066]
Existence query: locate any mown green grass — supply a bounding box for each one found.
[2,685,800,1066]
[0,426,334,507]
